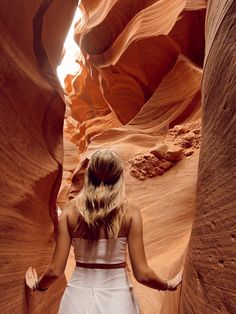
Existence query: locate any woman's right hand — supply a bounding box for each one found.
[167,269,183,291]
[25,267,38,290]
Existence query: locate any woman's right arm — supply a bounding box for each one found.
[128,208,182,291]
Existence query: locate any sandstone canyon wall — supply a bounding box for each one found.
[60,0,206,207]
[0,1,77,313]
[181,1,236,313]
[61,1,207,314]
[62,0,235,313]
[1,0,235,313]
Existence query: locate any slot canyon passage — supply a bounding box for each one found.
[0,0,235,313]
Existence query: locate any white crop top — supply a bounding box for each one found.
[72,237,127,264]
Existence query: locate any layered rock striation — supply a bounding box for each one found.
[181,1,236,313]
[60,0,206,207]
[61,1,207,313]
[1,0,235,313]
[0,1,77,313]
[62,1,235,313]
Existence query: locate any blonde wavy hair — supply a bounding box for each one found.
[76,149,126,239]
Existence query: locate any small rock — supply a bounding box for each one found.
[181,140,192,148]
[154,167,164,176]
[192,129,200,134]
[184,132,195,142]
[166,146,184,162]
[150,144,168,159]
[159,160,173,171]
[130,169,140,178]
[138,176,146,181]
[143,153,154,161]
[140,169,147,175]
[173,125,186,135]
[184,150,194,157]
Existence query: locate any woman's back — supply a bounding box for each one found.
[66,197,132,240]
[58,199,140,314]
[26,149,182,314]
[72,237,127,265]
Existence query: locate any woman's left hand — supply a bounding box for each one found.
[25,266,38,290]
[167,269,183,290]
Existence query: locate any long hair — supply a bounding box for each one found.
[75,149,126,239]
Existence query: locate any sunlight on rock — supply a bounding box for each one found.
[0,0,235,313]
[57,7,83,88]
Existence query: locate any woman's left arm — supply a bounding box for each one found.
[26,209,71,291]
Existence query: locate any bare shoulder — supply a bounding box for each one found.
[60,199,75,215]
[67,197,86,235]
[127,202,141,221]
[126,203,143,239]
[122,202,142,236]
[59,198,79,225]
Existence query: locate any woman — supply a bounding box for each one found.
[26,149,183,313]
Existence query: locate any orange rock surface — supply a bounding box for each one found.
[61,2,207,313]
[71,1,206,126]
[181,1,236,313]
[1,0,235,313]
[0,1,77,313]
[61,1,207,214]
[62,1,235,313]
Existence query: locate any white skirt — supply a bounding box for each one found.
[58,267,139,314]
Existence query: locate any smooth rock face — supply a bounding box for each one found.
[2,1,235,314]
[181,2,236,313]
[63,1,235,314]
[0,1,77,313]
[60,1,206,313]
[61,1,206,204]
[66,1,205,132]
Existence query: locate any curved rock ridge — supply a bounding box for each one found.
[4,0,235,313]
[181,2,236,313]
[127,56,202,132]
[185,0,207,10]
[205,0,235,59]
[64,62,110,123]
[62,1,235,313]
[79,0,118,30]
[61,11,207,314]
[0,1,77,313]
[78,0,206,67]
[64,0,206,137]
[98,35,180,124]
[1,0,232,313]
